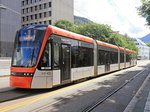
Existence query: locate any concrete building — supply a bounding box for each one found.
[134,38,150,60]
[21,0,74,27]
[0,0,21,57]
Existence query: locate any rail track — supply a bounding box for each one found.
[82,67,150,112]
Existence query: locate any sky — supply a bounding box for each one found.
[74,0,149,38]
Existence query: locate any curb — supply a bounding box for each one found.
[0,75,10,77]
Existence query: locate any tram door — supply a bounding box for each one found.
[61,44,71,83]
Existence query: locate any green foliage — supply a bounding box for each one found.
[74,23,113,42]
[54,19,138,52]
[137,0,150,25]
[146,42,150,47]
[53,19,74,31]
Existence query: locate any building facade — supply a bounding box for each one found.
[21,0,74,27]
[134,38,150,60]
[0,0,21,57]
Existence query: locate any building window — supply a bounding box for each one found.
[49,11,51,16]
[39,4,42,10]
[22,17,25,22]
[26,16,29,21]
[22,1,25,6]
[49,2,51,7]
[44,21,47,24]
[30,15,33,20]
[30,7,33,12]
[44,12,47,17]
[35,14,37,19]
[26,8,28,13]
[44,3,47,9]
[26,0,29,5]
[35,6,37,11]
[39,13,42,18]
[22,9,25,14]
[49,20,51,25]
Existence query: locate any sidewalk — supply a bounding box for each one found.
[0,58,11,77]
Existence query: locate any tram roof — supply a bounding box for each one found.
[48,25,137,54]
[48,25,94,43]
[96,40,119,50]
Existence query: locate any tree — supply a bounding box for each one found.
[74,23,113,42]
[138,0,150,25]
[54,20,138,52]
[146,42,150,47]
[54,19,74,31]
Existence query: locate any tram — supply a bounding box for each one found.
[10,25,137,88]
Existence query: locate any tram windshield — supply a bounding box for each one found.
[12,25,47,67]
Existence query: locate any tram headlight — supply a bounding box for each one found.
[11,72,34,77]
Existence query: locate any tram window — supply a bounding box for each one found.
[77,41,93,67]
[120,53,124,63]
[38,42,51,70]
[110,52,118,64]
[53,43,60,69]
[126,53,131,62]
[98,50,105,65]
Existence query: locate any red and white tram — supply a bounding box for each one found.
[10,25,137,88]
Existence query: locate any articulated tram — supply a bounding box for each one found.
[10,25,137,88]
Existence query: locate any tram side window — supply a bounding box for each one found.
[98,50,105,65]
[53,43,60,69]
[77,41,93,67]
[110,51,118,64]
[127,53,131,62]
[38,42,51,70]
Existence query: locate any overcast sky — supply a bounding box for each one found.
[74,0,149,38]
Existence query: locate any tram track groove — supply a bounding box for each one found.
[82,67,150,112]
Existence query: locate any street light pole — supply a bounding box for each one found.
[0,3,3,57]
[0,4,21,15]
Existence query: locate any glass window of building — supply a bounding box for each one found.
[22,9,25,14]
[39,13,42,18]
[26,0,29,5]
[39,4,42,10]
[22,17,25,22]
[26,16,29,21]
[49,11,51,16]
[35,6,37,11]
[44,12,47,17]
[49,2,51,7]
[22,1,25,6]
[35,14,37,19]
[44,3,47,9]
[30,15,33,20]
[30,7,33,12]
[49,20,51,24]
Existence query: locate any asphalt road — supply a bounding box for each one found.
[0,60,150,112]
